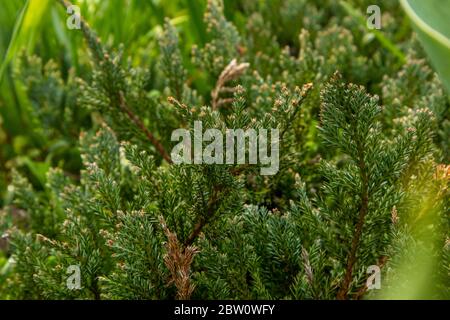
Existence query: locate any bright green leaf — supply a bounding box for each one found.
[0,0,51,83]
[401,0,450,92]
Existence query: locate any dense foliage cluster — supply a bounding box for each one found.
[0,0,448,299]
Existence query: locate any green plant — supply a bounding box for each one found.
[0,0,448,300]
[401,0,450,93]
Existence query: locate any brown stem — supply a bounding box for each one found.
[57,0,172,164]
[117,92,172,163]
[184,186,221,247]
[337,144,369,300]
[160,216,198,300]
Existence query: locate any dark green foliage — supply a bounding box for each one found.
[0,0,448,300]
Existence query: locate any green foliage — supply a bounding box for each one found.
[0,0,448,300]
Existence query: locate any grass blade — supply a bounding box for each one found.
[0,0,51,83]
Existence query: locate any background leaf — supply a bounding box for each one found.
[401,0,450,92]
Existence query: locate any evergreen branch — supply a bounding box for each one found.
[301,247,314,289]
[57,0,172,164]
[211,59,249,110]
[117,92,172,163]
[4,0,446,301]
[279,83,313,141]
[337,132,369,300]
[160,216,198,300]
[184,185,222,247]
